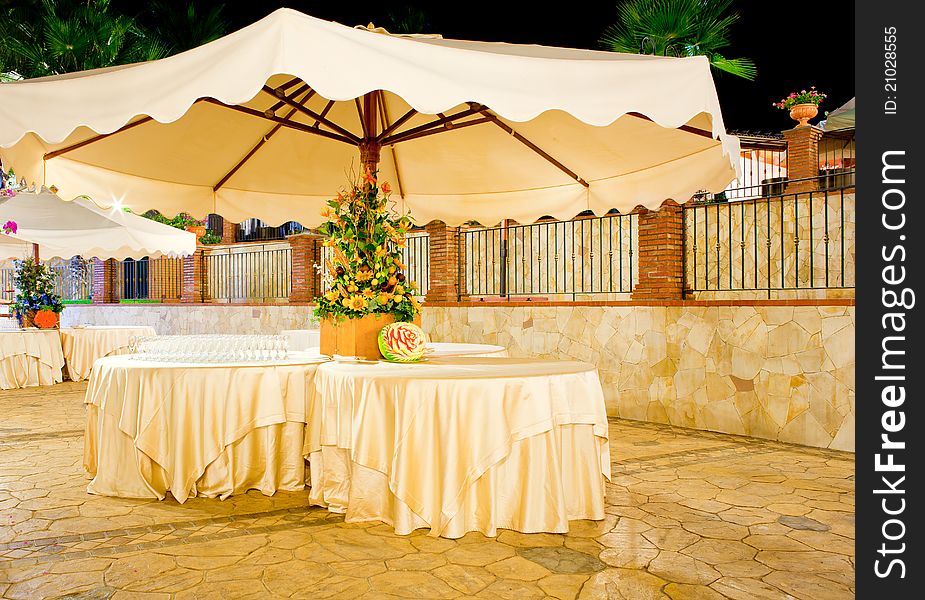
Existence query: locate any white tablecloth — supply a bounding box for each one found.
[0,329,65,390]
[305,356,610,538]
[84,355,326,502]
[59,326,157,381]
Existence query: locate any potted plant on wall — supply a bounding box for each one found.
[10,258,64,328]
[774,87,827,127]
[314,169,421,359]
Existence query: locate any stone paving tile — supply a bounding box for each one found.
[0,382,855,599]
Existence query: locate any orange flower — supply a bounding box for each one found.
[34,310,58,329]
[355,269,373,282]
[362,168,377,185]
[394,284,405,295]
[381,182,391,194]
[377,292,392,305]
[362,288,374,298]
[320,207,334,219]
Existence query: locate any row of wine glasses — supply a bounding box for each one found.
[128,335,289,363]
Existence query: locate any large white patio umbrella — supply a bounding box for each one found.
[0,9,739,227]
[0,187,196,260]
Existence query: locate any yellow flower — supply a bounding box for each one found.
[320,207,334,219]
[375,246,388,258]
[347,284,358,293]
[324,291,337,302]
[346,295,367,311]
[377,292,392,305]
[362,289,374,298]
[355,269,373,282]
[394,285,404,295]
[394,294,404,302]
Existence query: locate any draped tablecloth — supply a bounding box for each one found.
[84,354,327,502]
[425,342,507,358]
[305,356,610,538]
[0,329,65,390]
[60,326,157,381]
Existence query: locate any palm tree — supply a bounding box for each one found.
[142,2,228,55]
[383,6,429,35]
[1,0,166,79]
[600,0,756,80]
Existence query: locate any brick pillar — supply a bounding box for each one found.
[782,125,824,194]
[91,258,117,303]
[181,249,206,303]
[424,221,462,303]
[221,218,237,245]
[631,200,687,300]
[289,233,321,303]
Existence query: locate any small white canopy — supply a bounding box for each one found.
[0,8,739,227]
[0,188,196,260]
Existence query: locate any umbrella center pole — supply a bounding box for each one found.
[359,141,381,175]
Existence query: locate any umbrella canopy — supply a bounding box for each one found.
[822,97,855,131]
[0,187,196,260]
[0,8,739,227]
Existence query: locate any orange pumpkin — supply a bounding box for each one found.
[33,309,59,329]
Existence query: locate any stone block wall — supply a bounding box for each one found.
[424,302,854,451]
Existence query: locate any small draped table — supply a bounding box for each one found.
[83,354,328,503]
[305,356,610,538]
[0,329,65,390]
[59,325,157,381]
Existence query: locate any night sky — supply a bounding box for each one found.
[122,1,854,132]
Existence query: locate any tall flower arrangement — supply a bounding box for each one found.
[10,258,64,327]
[314,170,420,322]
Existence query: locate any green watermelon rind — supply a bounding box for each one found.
[378,323,427,363]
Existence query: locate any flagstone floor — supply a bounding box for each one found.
[1,382,854,600]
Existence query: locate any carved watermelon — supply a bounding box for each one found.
[378,322,428,362]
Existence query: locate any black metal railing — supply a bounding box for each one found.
[818,128,856,190]
[203,244,292,303]
[685,185,854,295]
[462,214,638,300]
[235,218,304,242]
[116,257,183,302]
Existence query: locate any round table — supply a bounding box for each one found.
[0,329,64,390]
[305,356,610,538]
[59,325,157,381]
[84,354,327,503]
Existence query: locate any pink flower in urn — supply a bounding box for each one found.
[2,220,17,235]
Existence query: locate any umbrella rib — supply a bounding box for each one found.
[44,116,155,160]
[627,112,715,139]
[260,85,361,143]
[314,100,336,127]
[213,90,313,192]
[379,106,485,146]
[355,98,369,138]
[202,98,356,145]
[266,84,312,116]
[376,107,418,140]
[383,117,492,146]
[475,107,590,188]
[376,91,405,199]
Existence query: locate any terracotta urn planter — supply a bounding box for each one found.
[789,103,818,127]
[320,312,422,360]
[186,225,207,241]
